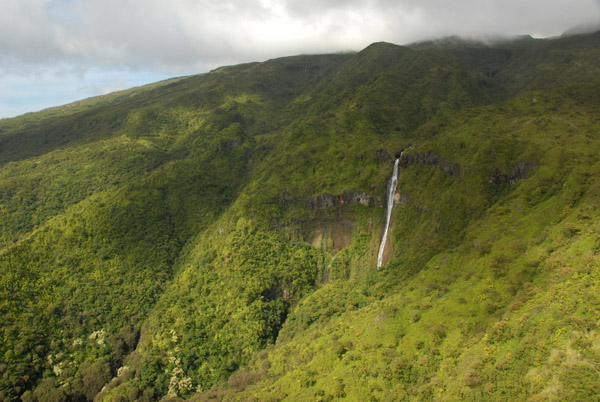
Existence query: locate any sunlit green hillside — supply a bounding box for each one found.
[1,31,599,401]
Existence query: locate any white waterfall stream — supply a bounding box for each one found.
[377,155,401,268]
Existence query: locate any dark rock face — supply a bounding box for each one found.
[375,149,394,163]
[307,194,337,209]
[307,191,375,209]
[488,162,537,185]
[291,191,376,253]
[399,151,461,176]
[394,192,410,205]
[343,191,374,206]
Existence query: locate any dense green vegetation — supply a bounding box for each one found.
[1,30,599,401]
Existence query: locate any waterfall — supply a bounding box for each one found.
[377,155,401,268]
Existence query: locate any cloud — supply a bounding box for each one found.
[1,0,599,117]
[2,0,599,71]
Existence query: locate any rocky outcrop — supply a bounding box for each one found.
[307,190,375,209]
[343,191,375,206]
[394,192,410,205]
[399,152,460,176]
[307,194,337,209]
[375,149,394,163]
[488,162,537,185]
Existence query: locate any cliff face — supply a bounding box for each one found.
[306,191,376,209]
[399,151,461,176]
[488,161,537,184]
[282,191,379,252]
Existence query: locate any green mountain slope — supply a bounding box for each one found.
[1,31,599,401]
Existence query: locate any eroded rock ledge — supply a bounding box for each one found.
[488,162,537,185]
[399,152,461,176]
[307,191,375,209]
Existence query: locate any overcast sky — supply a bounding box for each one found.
[1,0,599,119]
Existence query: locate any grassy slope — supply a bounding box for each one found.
[1,32,599,401]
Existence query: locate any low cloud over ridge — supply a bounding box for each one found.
[1,0,599,117]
